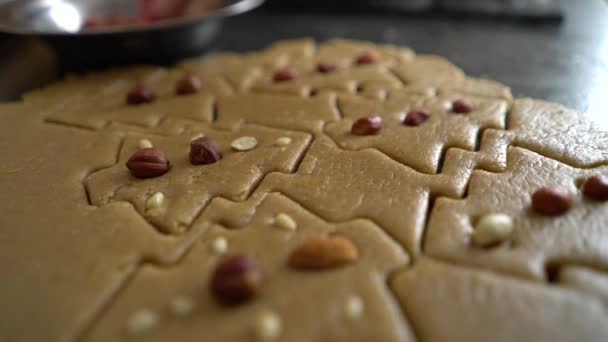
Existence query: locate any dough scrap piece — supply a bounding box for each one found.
[255,136,476,256]
[180,38,315,92]
[249,39,413,99]
[179,53,266,92]
[558,265,608,303]
[50,95,214,130]
[326,90,508,173]
[24,67,220,130]
[504,98,608,167]
[0,105,203,342]
[318,39,414,64]
[432,97,608,179]
[86,193,413,342]
[391,259,608,342]
[251,64,403,100]
[390,55,512,100]
[86,122,312,234]
[216,92,340,132]
[24,66,166,104]
[426,147,608,280]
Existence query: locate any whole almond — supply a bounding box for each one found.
[288,236,359,270]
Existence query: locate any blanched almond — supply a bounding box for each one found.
[288,236,359,270]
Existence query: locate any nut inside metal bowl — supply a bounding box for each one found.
[0,0,265,69]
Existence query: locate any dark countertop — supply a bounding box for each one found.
[1,0,607,127]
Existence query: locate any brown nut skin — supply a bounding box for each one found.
[317,63,338,74]
[126,85,156,105]
[355,51,379,65]
[403,111,430,127]
[211,255,263,306]
[190,137,222,165]
[126,148,171,179]
[288,236,359,270]
[351,116,383,136]
[176,75,202,95]
[531,186,573,215]
[582,175,608,201]
[451,99,474,114]
[273,68,298,82]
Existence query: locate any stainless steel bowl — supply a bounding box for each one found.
[0,0,265,69]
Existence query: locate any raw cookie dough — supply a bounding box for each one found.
[425,146,608,279]
[86,122,312,234]
[557,265,608,303]
[389,55,512,99]
[27,67,218,130]
[326,90,508,173]
[180,38,316,92]
[0,105,203,342]
[251,64,404,99]
[216,92,339,132]
[255,135,483,256]
[391,258,608,342]
[1,39,608,342]
[499,98,608,167]
[86,193,412,342]
[249,39,414,99]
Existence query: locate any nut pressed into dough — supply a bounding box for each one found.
[126,309,159,335]
[472,213,514,247]
[274,212,298,232]
[231,136,259,151]
[256,311,282,340]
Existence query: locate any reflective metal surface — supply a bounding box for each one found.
[0,0,264,35]
[0,0,265,68]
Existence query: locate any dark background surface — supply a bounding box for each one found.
[1,0,607,127]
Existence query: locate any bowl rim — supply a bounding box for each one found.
[0,0,265,36]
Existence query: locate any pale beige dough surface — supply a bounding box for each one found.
[426,146,608,280]
[502,98,608,167]
[389,55,512,99]
[0,105,203,342]
[86,193,412,342]
[25,67,220,130]
[255,136,482,256]
[216,92,339,132]
[1,38,608,342]
[326,91,508,173]
[391,258,608,342]
[249,39,414,99]
[180,38,316,92]
[558,265,608,303]
[86,121,311,234]
[251,64,404,100]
